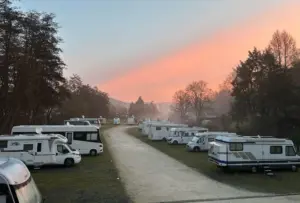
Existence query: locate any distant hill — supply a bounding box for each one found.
[109,98,130,109]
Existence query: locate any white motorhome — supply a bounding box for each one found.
[186,132,236,152]
[113,117,120,125]
[0,157,43,203]
[127,116,136,125]
[0,134,81,167]
[141,120,170,136]
[11,125,103,156]
[148,123,188,141]
[208,135,300,172]
[167,127,208,144]
[69,117,101,128]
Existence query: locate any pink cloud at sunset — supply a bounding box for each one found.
[98,3,300,102]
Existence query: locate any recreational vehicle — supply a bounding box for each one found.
[208,135,300,172]
[141,120,170,136]
[113,117,120,125]
[167,127,208,144]
[186,132,236,152]
[64,120,91,126]
[148,123,188,141]
[0,134,81,167]
[0,157,43,203]
[11,125,103,156]
[127,116,136,125]
[69,117,101,127]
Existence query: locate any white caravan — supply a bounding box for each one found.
[113,117,120,125]
[186,132,236,152]
[0,157,43,203]
[167,127,208,145]
[0,134,81,167]
[148,123,188,141]
[127,116,136,125]
[11,125,103,156]
[141,120,170,136]
[208,135,300,172]
[69,117,101,127]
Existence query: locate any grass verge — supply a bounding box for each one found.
[127,127,300,194]
[32,124,130,203]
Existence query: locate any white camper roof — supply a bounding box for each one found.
[150,123,188,127]
[12,125,99,133]
[215,135,292,143]
[196,131,236,136]
[0,157,31,185]
[70,117,99,121]
[0,134,67,141]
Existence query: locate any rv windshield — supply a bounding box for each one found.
[191,137,199,142]
[14,177,42,203]
[65,144,76,151]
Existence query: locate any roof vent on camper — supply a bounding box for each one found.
[66,122,71,126]
[82,115,85,118]
[35,128,43,134]
[257,135,261,138]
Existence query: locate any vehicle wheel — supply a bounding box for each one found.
[292,165,298,172]
[194,147,200,152]
[173,140,178,145]
[251,166,257,173]
[162,137,166,141]
[64,158,74,167]
[90,149,97,156]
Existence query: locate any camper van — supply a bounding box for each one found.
[141,120,169,136]
[127,116,136,125]
[208,135,300,172]
[64,120,91,126]
[113,117,120,125]
[0,134,81,167]
[69,117,101,127]
[148,123,188,141]
[11,125,103,156]
[0,157,43,203]
[167,127,208,145]
[186,132,236,152]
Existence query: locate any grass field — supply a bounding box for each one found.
[127,127,300,194]
[32,125,130,203]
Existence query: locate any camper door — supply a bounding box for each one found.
[65,132,73,145]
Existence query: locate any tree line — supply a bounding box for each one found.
[172,30,300,141]
[128,96,159,120]
[0,1,109,133]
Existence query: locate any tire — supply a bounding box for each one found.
[292,165,298,172]
[162,137,166,141]
[90,149,97,156]
[64,158,74,167]
[194,147,200,152]
[173,140,178,145]
[251,166,257,173]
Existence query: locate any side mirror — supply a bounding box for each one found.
[56,153,58,156]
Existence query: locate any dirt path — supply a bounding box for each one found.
[105,126,300,203]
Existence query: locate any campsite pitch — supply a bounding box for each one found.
[127,127,300,194]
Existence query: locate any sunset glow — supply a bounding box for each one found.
[98,3,300,102]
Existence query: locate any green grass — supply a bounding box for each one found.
[32,125,130,203]
[127,127,300,194]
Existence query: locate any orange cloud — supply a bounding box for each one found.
[98,3,300,102]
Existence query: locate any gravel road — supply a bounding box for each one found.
[105,126,300,203]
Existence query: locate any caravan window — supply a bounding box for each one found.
[24,144,33,151]
[87,133,98,141]
[74,132,87,141]
[286,146,296,156]
[156,127,161,130]
[166,127,169,131]
[0,141,7,149]
[229,143,243,151]
[270,146,282,154]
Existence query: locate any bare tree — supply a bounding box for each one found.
[186,81,212,123]
[269,30,299,68]
[172,90,190,122]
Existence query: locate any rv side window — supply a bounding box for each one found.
[156,127,161,130]
[74,132,87,141]
[184,132,189,137]
[0,141,7,149]
[87,133,98,141]
[24,144,33,151]
[166,127,169,131]
[229,143,243,151]
[37,143,42,152]
[286,146,296,156]
[270,146,282,154]
[191,133,195,136]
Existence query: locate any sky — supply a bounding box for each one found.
[19,0,300,102]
